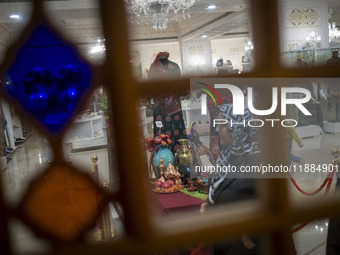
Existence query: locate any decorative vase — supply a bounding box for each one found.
[153,146,174,178]
[175,139,192,184]
[175,139,191,165]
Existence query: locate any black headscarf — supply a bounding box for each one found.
[208,104,260,204]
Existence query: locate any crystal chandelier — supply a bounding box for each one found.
[329,22,340,43]
[125,0,196,30]
[328,8,340,44]
[301,31,322,49]
[244,38,254,51]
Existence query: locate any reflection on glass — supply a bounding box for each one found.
[6,25,92,132]
[281,48,340,67]
[0,89,124,244]
[1,129,50,207]
[59,88,124,241]
[43,0,105,64]
[0,1,33,64]
[60,87,122,189]
[280,0,340,67]
[63,88,106,157]
[9,219,52,254]
[127,0,252,78]
[85,202,125,242]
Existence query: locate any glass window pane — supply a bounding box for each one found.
[9,219,52,254]
[0,1,33,64]
[62,87,120,189]
[126,0,253,79]
[1,120,49,207]
[61,88,123,241]
[280,0,340,67]
[44,0,106,65]
[5,25,92,132]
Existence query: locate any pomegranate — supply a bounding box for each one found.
[162,182,171,189]
[154,180,163,188]
[166,180,174,186]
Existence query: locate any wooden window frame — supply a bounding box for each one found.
[1,0,340,254]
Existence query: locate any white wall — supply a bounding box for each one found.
[131,37,250,77]
[130,41,182,79]
[279,0,329,52]
[211,37,248,72]
[181,39,213,76]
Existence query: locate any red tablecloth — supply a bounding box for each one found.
[150,190,210,254]
[152,191,204,215]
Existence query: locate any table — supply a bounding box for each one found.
[152,190,204,215]
[151,190,210,254]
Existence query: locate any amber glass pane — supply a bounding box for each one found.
[20,164,102,242]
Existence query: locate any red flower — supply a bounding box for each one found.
[154,136,162,145]
[145,137,154,146]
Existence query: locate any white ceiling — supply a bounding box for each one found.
[0,0,250,45]
[0,0,339,49]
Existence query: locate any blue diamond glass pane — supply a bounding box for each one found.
[6,26,91,132]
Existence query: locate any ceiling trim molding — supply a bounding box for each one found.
[182,12,233,38]
[130,36,179,42]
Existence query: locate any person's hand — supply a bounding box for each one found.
[299,143,303,148]
[200,202,208,214]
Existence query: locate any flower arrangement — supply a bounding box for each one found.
[145,134,172,153]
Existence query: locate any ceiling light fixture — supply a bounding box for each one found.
[201,34,208,38]
[90,39,106,54]
[302,31,322,49]
[329,22,340,43]
[125,0,196,30]
[207,5,217,10]
[328,8,340,44]
[10,14,20,19]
